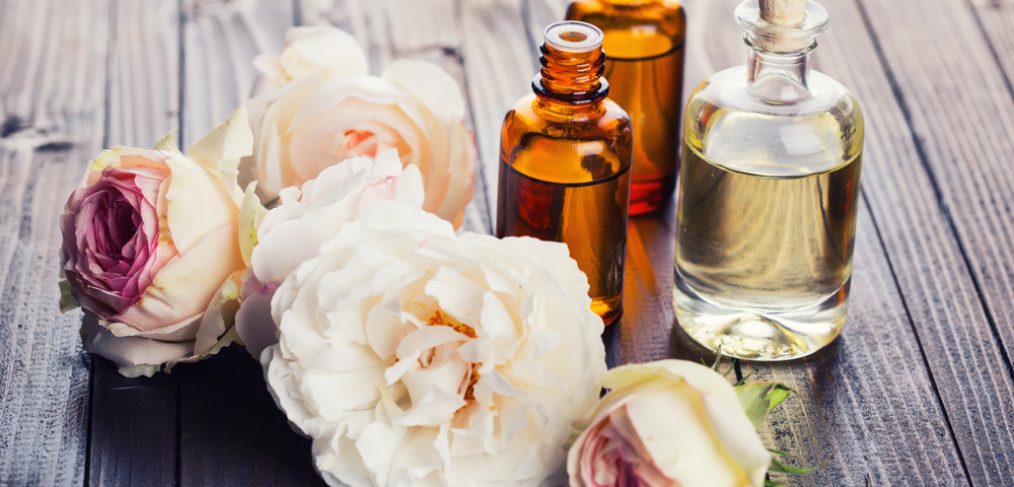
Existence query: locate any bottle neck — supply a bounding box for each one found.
[748,46,811,85]
[533,41,609,109]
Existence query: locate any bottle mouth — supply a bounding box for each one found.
[544,21,604,53]
[735,0,829,53]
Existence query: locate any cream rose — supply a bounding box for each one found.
[234,148,424,358]
[254,26,368,88]
[568,361,771,487]
[245,26,475,227]
[263,203,606,486]
[61,107,254,377]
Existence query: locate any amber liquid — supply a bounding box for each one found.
[602,28,684,215]
[496,96,632,325]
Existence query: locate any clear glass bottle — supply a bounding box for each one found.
[566,0,686,215]
[673,0,864,360]
[496,21,633,326]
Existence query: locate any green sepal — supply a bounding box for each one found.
[735,381,793,426]
[769,457,816,476]
[59,280,79,312]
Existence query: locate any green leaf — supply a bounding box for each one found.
[770,457,816,476]
[735,382,793,426]
[764,481,785,487]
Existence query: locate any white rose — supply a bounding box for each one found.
[245,26,475,228]
[264,203,607,486]
[234,148,424,358]
[567,361,771,487]
[254,26,369,87]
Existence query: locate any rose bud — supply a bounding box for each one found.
[568,361,771,487]
[60,108,253,377]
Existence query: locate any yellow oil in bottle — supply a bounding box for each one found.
[675,143,861,358]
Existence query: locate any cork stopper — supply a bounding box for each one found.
[737,0,827,53]
[760,0,806,25]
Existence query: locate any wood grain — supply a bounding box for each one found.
[860,0,1014,368]
[971,0,1014,102]
[0,0,108,483]
[88,359,178,486]
[177,347,324,486]
[86,1,182,484]
[526,0,971,484]
[181,0,292,146]
[843,0,1014,482]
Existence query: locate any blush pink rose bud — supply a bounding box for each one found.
[60,107,254,377]
[568,361,772,487]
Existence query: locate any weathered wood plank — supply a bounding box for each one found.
[88,359,178,486]
[0,0,109,483]
[842,0,1014,482]
[860,0,1014,369]
[524,0,970,485]
[971,0,1014,104]
[300,0,493,234]
[181,0,293,146]
[86,1,182,484]
[177,347,324,486]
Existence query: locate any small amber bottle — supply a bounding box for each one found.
[567,0,686,215]
[496,21,633,326]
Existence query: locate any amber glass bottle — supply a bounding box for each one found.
[496,21,633,326]
[567,0,686,215]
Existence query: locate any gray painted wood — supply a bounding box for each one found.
[0,0,108,484]
[839,0,1014,482]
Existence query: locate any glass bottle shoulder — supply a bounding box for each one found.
[684,66,864,177]
[501,94,633,185]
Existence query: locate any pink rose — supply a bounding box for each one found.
[568,361,771,487]
[61,108,254,376]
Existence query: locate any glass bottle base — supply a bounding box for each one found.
[629,176,675,216]
[673,275,847,361]
[592,294,622,327]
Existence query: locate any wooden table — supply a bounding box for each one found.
[1,0,1012,485]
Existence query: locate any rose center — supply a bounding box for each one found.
[342,129,380,158]
[427,310,480,403]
